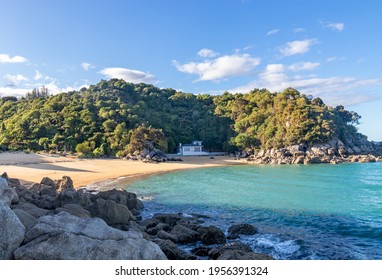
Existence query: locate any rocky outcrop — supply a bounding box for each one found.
[14,212,166,260]
[246,138,382,165]
[125,141,168,163]
[0,202,26,259]
[1,174,273,260]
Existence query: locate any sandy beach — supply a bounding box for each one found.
[0,152,244,189]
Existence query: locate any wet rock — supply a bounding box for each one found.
[198,226,226,245]
[304,157,321,164]
[191,246,210,257]
[146,223,171,236]
[153,239,194,260]
[152,213,183,226]
[156,230,179,243]
[218,251,274,260]
[227,224,258,236]
[208,242,253,260]
[170,224,200,244]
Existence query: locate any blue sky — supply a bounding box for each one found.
[0,0,381,140]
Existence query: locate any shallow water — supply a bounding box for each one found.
[122,162,382,259]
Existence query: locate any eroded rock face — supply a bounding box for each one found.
[14,212,166,260]
[246,138,382,165]
[0,202,26,259]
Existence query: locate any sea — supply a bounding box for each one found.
[119,162,382,260]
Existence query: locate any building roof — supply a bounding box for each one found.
[181,143,203,147]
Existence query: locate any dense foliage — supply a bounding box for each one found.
[0,79,233,155]
[0,79,364,156]
[214,87,362,150]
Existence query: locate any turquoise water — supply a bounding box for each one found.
[123,163,382,259]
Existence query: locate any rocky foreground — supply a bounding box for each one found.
[0,173,273,260]
[245,138,382,165]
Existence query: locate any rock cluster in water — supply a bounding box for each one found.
[0,173,272,260]
[246,139,382,165]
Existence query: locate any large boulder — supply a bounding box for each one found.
[227,224,258,236]
[0,202,26,259]
[14,212,167,260]
[12,208,38,230]
[170,224,200,244]
[198,226,226,245]
[86,198,133,226]
[91,189,144,212]
[54,188,92,208]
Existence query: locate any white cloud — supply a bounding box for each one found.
[174,53,261,81]
[326,57,345,63]
[99,67,157,83]
[326,22,345,31]
[34,70,43,80]
[230,63,382,106]
[293,28,306,33]
[0,87,29,98]
[266,29,280,36]
[0,53,28,63]
[197,48,219,58]
[3,74,29,85]
[81,62,94,71]
[288,62,320,71]
[279,39,317,57]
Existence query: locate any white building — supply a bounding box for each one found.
[178,140,209,156]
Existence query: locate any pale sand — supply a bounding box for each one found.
[0,152,245,188]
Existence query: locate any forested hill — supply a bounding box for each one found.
[0,79,369,156]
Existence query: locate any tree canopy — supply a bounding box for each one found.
[0,80,365,156]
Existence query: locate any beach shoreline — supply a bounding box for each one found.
[0,152,245,189]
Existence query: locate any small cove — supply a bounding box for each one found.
[120,162,382,259]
